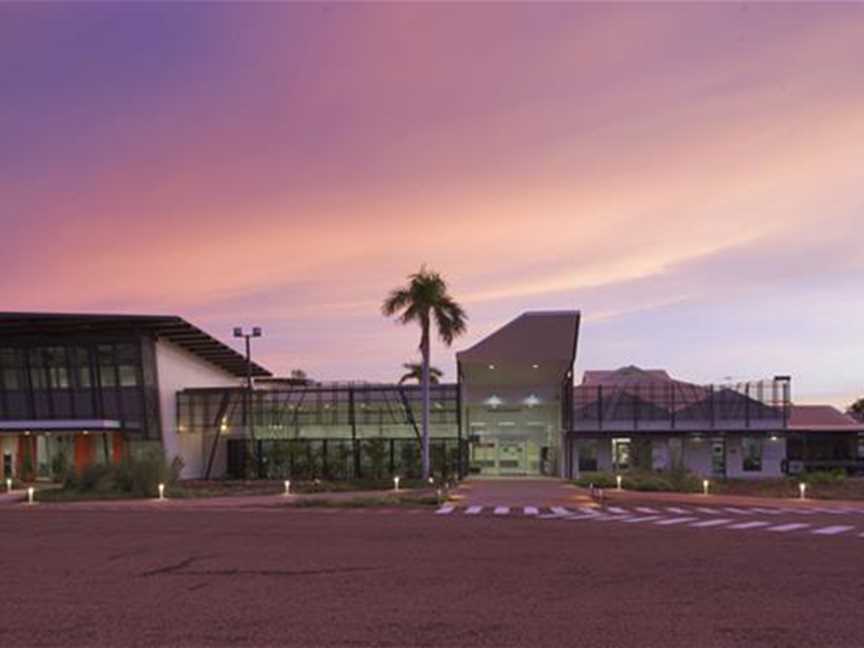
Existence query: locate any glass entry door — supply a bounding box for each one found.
[497,440,526,475]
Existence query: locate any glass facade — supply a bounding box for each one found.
[177,383,464,479]
[0,337,161,439]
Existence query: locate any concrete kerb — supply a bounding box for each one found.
[593,487,864,510]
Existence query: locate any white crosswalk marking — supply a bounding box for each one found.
[565,513,605,521]
[690,518,733,528]
[435,505,455,515]
[493,506,510,515]
[607,506,627,514]
[579,506,601,515]
[811,525,854,536]
[550,506,570,516]
[655,517,698,526]
[728,520,770,530]
[766,523,811,532]
[666,507,689,514]
[635,507,659,514]
[695,507,722,515]
[723,507,754,515]
[752,508,783,515]
[465,505,483,515]
[523,506,539,516]
[621,515,662,523]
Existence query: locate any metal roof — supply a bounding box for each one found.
[456,310,580,366]
[0,312,271,378]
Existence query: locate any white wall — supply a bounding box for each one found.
[725,434,785,478]
[1,436,16,479]
[154,339,240,479]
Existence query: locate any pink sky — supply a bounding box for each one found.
[1,3,862,407]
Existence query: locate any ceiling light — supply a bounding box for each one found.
[488,364,495,370]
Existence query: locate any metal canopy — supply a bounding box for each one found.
[0,312,271,378]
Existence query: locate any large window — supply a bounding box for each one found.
[578,440,598,472]
[742,436,763,472]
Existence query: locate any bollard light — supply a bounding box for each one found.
[284,480,291,496]
[393,476,400,492]
[27,487,34,505]
[799,482,807,500]
[428,476,434,485]
[157,483,165,500]
[703,479,710,496]
[5,477,11,493]
[616,475,622,491]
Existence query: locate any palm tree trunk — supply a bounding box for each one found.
[420,322,431,481]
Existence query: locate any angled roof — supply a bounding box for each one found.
[456,311,580,366]
[789,405,864,431]
[0,312,271,378]
[582,366,672,385]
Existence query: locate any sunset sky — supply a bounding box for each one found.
[2,3,862,406]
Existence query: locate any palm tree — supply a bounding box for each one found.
[399,362,443,385]
[382,267,467,479]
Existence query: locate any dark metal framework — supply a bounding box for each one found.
[178,383,464,479]
[571,378,791,433]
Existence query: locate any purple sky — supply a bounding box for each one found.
[2,3,862,406]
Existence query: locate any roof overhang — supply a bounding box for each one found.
[0,419,124,432]
[0,312,271,378]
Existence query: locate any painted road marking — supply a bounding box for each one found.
[766,523,811,532]
[550,506,570,516]
[690,518,734,528]
[607,506,627,514]
[752,508,783,515]
[621,515,662,523]
[494,506,510,516]
[695,507,723,515]
[655,517,698,526]
[465,506,483,515]
[524,506,539,516]
[666,507,690,514]
[635,507,660,514]
[435,505,455,515]
[811,525,854,536]
[727,521,770,530]
[724,508,754,515]
[579,507,601,515]
[565,513,605,521]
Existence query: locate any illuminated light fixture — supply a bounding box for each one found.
[27,487,35,505]
[616,475,622,491]
[703,479,710,495]
[393,476,400,492]
[24,430,31,436]
[799,482,807,500]
[484,395,503,408]
[5,478,11,493]
[770,435,779,442]
[220,422,229,433]
[532,364,539,369]
[488,364,495,370]
[524,394,541,407]
[157,483,165,500]
[82,430,89,436]
[284,480,291,495]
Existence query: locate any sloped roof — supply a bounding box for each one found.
[0,312,271,378]
[456,311,580,366]
[576,366,710,412]
[789,405,864,431]
[582,366,672,385]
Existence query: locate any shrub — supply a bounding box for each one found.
[574,472,618,489]
[50,452,69,483]
[64,451,184,497]
[803,469,847,486]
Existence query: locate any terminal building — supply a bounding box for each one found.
[1,311,861,482]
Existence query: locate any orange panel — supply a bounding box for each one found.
[16,435,36,481]
[74,434,93,473]
[112,432,125,465]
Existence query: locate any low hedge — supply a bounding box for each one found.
[574,469,701,493]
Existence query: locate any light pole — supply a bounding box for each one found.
[234,326,262,478]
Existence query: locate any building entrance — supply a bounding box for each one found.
[470,437,544,476]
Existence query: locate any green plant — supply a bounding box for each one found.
[50,452,69,483]
[363,438,389,480]
[803,469,847,486]
[574,472,618,489]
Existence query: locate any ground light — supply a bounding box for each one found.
[27,487,34,505]
[5,477,10,492]
[157,483,165,501]
[616,475,622,491]
[393,476,400,492]
[799,482,807,500]
[703,479,710,495]
[283,480,291,495]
